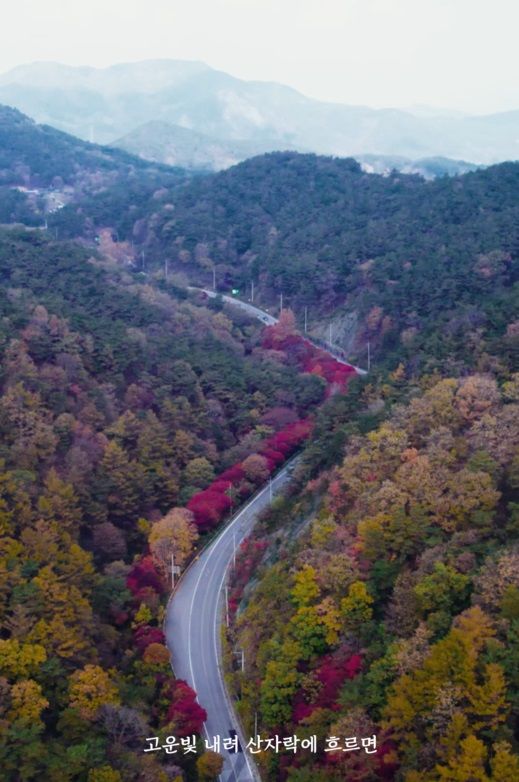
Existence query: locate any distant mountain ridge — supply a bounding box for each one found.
[0,103,187,226]
[1,60,519,167]
[356,154,482,179]
[113,121,290,171]
[0,59,210,94]
[114,122,481,176]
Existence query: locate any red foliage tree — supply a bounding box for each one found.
[219,465,246,483]
[187,489,232,531]
[292,652,362,724]
[165,679,207,736]
[261,449,286,470]
[126,555,165,596]
[133,624,166,653]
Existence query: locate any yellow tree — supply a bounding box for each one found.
[490,742,519,781]
[68,664,120,721]
[37,468,81,536]
[148,507,198,579]
[455,375,499,423]
[8,679,49,728]
[260,639,301,727]
[316,597,342,645]
[436,734,489,782]
[196,751,224,780]
[291,565,320,607]
[28,565,94,660]
[87,768,123,782]
[0,639,46,678]
[383,608,508,770]
[341,581,373,632]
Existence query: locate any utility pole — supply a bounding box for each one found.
[329,323,333,346]
[251,280,254,302]
[304,306,308,334]
[164,258,169,281]
[141,251,146,271]
[170,552,180,589]
[228,482,233,518]
[279,292,283,313]
[233,649,245,672]
[224,585,229,627]
[212,266,216,291]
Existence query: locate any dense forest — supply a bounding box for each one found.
[2,104,519,781]
[0,228,329,781]
[225,363,519,780]
[2,109,518,376]
[46,146,519,371]
[139,152,519,369]
[0,105,189,229]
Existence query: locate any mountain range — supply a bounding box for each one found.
[1,102,514,370]
[0,104,186,226]
[1,60,519,782]
[2,60,519,171]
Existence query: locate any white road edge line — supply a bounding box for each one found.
[186,468,291,781]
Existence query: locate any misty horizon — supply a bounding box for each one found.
[2,57,518,122]
[2,1,519,116]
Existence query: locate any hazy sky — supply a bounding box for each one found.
[2,0,519,114]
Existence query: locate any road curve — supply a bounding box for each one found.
[165,466,294,782]
[191,287,278,327]
[191,287,367,375]
[166,288,364,781]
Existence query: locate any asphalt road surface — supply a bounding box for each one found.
[193,288,278,326]
[166,288,364,782]
[192,288,366,374]
[165,466,294,782]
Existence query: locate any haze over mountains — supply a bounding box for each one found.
[1,60,519,172]
[1,56,519,782]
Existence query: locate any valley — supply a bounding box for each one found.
[0,95,518,782]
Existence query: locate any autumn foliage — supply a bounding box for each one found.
[164,679,208,736]
[187,418,314,531]
[262,314,356,395]
[230,372,519,781]
[292,651,362,723]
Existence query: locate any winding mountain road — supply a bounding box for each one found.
[165,466,294,782]
[165,288,363,781]
[193,288,366,374]
[190,287,278,326]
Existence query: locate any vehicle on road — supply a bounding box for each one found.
[228,729,243,753]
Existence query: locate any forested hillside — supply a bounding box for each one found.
[0,105,188,228]
[0,228,326,781]
[120,152,517,370]
[0,104,181,186]
[48,149,519,371]
[228,366,519,781]
[2,106,519,782]
[3,110,517,377]
[169,153,519,782]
